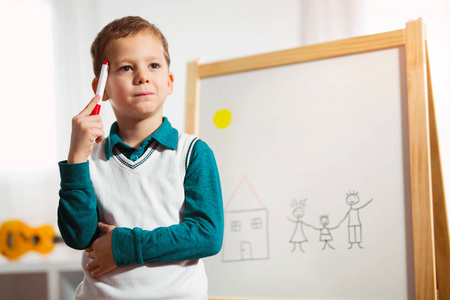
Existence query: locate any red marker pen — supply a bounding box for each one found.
[91,61,109,115]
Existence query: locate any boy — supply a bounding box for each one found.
[58,16,224,299]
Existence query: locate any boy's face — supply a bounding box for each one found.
[99,32,173,122]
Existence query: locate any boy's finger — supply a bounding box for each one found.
[86,260,99,271]
[91,129,105,143]
[91,267,106,278]
[86,250,95,259]
[97,222,107,232]
[95,135,105,144]
[81,95,101,116]
[84,120,104,130]
[98,222,115,233]
[91,265,116,278]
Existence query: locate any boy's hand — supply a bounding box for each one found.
[67,95,104,164]
[85,222,117,278]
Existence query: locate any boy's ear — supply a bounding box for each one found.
[91,78,110,101]
[167,72,174,95]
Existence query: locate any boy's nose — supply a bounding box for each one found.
[138,78,149,84]
[135,72,150,84]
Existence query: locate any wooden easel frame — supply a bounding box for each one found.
[185,19,450,300]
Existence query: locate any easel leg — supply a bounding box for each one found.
[426,41,450,300]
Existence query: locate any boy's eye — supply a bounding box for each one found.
[120,66,132,72]
[149,63,160,69]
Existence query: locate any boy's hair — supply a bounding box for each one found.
[90,16,170,77]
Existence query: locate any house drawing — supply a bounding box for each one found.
[222,176,270,262]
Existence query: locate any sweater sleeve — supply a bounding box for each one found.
[57,161,99,250]
[111,140,224,266]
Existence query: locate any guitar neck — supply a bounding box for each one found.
[53,236,64,244]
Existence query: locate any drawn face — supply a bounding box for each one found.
[292,207,304,219]
[320,216,329,226]
[346,194,360,205]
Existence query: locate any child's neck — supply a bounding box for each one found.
[116,116,163,149]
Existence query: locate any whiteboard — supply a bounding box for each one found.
[197,47,415,299]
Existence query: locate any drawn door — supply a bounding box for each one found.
[240,242,253,260]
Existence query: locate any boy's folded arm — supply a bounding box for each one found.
[57,161,99,250]
[111,140,224,266]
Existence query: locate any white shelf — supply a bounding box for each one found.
[0,244,83,300]
[0,260,81,274]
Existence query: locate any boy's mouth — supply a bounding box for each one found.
[135,92,154,97]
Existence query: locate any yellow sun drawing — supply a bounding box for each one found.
[212,96,242,145]
[213,109,232,129]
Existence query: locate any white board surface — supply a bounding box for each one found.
[198,47,415,299]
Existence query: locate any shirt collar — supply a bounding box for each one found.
[104,117,178,160]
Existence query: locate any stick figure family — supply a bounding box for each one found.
[287,191,373,253]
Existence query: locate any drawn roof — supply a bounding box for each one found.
[225,176,267,212]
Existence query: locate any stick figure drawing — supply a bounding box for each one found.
[287,199,311,253]
[307,215,338,250]
[318,215,336,250]
[337,191,373,249]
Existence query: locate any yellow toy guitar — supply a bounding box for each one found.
[0,220,63,260]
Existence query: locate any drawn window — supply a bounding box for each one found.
[251,218,263,229]
[231,221,241,231]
